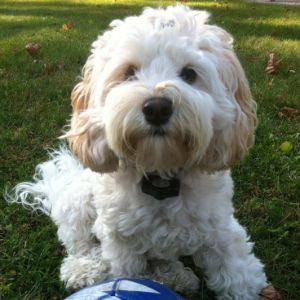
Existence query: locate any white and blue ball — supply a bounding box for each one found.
[66,278,183,300]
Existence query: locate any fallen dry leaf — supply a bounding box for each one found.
[44,63,56,75]
[271,31,279,37]
[25,43,42,56]
[278,106,300,118]
[265,52,282,74]
[259,285,281,300]
[60,21,75,32]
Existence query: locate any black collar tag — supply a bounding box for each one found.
[141,174,180,200]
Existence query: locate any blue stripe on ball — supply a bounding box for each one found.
[65,278,183,300]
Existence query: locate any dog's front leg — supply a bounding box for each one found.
[100,234,148,278]
[193,215,268,300]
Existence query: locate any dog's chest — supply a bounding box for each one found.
[94,171,231,257]
[118,198,202,257]
[149,208,201,257]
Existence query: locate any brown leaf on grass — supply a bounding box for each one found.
[265,52,282,74]
[25,43,41,56]
[271,31,278,37]
[44,62,65,74]
[259,285,281,300]
[60,21,75,32]
[44,63,56,75]
[278,106,300,119]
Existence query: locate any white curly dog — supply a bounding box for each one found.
[12,5,277,300]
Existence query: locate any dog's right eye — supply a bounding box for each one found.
[124,66,136,81]
[180,67,197,84]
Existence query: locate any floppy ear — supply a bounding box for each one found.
[200,26,256,171]
[66,60,119,173]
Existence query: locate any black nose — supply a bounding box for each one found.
[142,97,173,126]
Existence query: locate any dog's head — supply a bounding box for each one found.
[66,5,256,175]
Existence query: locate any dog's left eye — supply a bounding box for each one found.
[180,67,197,84]
[124,66,136,81]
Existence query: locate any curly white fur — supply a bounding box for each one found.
[9,5,269,299]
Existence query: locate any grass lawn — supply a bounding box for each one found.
[1,0,299,299]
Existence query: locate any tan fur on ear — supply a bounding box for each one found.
[201,27,256,171]
[66,64,119,173]
[68,123,119,173]
[222,48,256,164]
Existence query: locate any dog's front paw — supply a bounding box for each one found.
[150,260,199,293]
[60,249,110,289]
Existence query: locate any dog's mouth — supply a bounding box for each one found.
[150,127,167,136]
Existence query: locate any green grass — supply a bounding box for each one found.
[1,0,299,299]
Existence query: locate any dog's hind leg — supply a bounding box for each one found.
[50,167,110,289]
[10,148,110,289]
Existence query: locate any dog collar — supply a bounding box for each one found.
[141,174,180,200]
